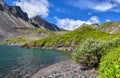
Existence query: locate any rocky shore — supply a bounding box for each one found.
[32,59,98,78]
[22,46,74,52]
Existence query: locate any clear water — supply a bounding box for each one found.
[0,46,71,78]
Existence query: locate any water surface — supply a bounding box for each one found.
[0,46,70,78]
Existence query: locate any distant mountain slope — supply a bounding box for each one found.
[29,15,61,31]
[79,22,120,34]
[98,22,120,34]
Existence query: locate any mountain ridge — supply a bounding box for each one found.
[29,15,61,31]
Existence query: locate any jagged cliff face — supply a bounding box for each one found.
[0,0,33,41]
[0,0,29,21]
[0,0,60,41]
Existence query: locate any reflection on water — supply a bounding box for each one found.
[0,46,70,78]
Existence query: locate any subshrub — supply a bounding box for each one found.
[99,48,120,78]
[72,38,106,67]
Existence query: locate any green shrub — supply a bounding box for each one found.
[72,38,106,67]
[72,37,120,67]
[99,48,120,78]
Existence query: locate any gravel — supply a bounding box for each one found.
[32,60,98,78]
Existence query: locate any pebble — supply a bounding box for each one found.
[31,60,98,78]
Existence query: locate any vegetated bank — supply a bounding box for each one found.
[22,25,119,51]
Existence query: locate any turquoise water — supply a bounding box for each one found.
[0,46,70,78]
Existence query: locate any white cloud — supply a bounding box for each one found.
[115,0,120,3]
[55,16,100,30]
[88,16,100,24]
[93,2,116,11]
[70,0,116,12]
[14,0,49,18]
[106,19,111,22]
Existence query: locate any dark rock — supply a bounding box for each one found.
[29,15,61,31]
[0,4,3,10]
[10,6,29,21]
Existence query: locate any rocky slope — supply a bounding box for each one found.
[98,22,120,34]
[0,0,29,21]
[0,0,60,41]
[0,0,33,41]
[29,15,61,31]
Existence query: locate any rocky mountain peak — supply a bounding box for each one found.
[30,15,61,31]
[0,0,5,5]
[0,0,8,11]
[10,6,29,21]
[0,0,29,21]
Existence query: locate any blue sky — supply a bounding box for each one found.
[4,0,120,30]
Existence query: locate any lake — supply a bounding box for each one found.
[0,46,71,78]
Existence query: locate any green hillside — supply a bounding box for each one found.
[22,26,120,48]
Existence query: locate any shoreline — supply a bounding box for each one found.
[32,59,98,78]
[1,42,75,52]
[23,46,75,52]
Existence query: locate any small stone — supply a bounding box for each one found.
[49,76,53,78]
[81,75,86,78]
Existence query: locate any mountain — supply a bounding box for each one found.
[0,0,60,41]
[80,22,120,34]
[0,0,33,41]
[29,15,61,31]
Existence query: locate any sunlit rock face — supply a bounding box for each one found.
[0,0,33,41]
